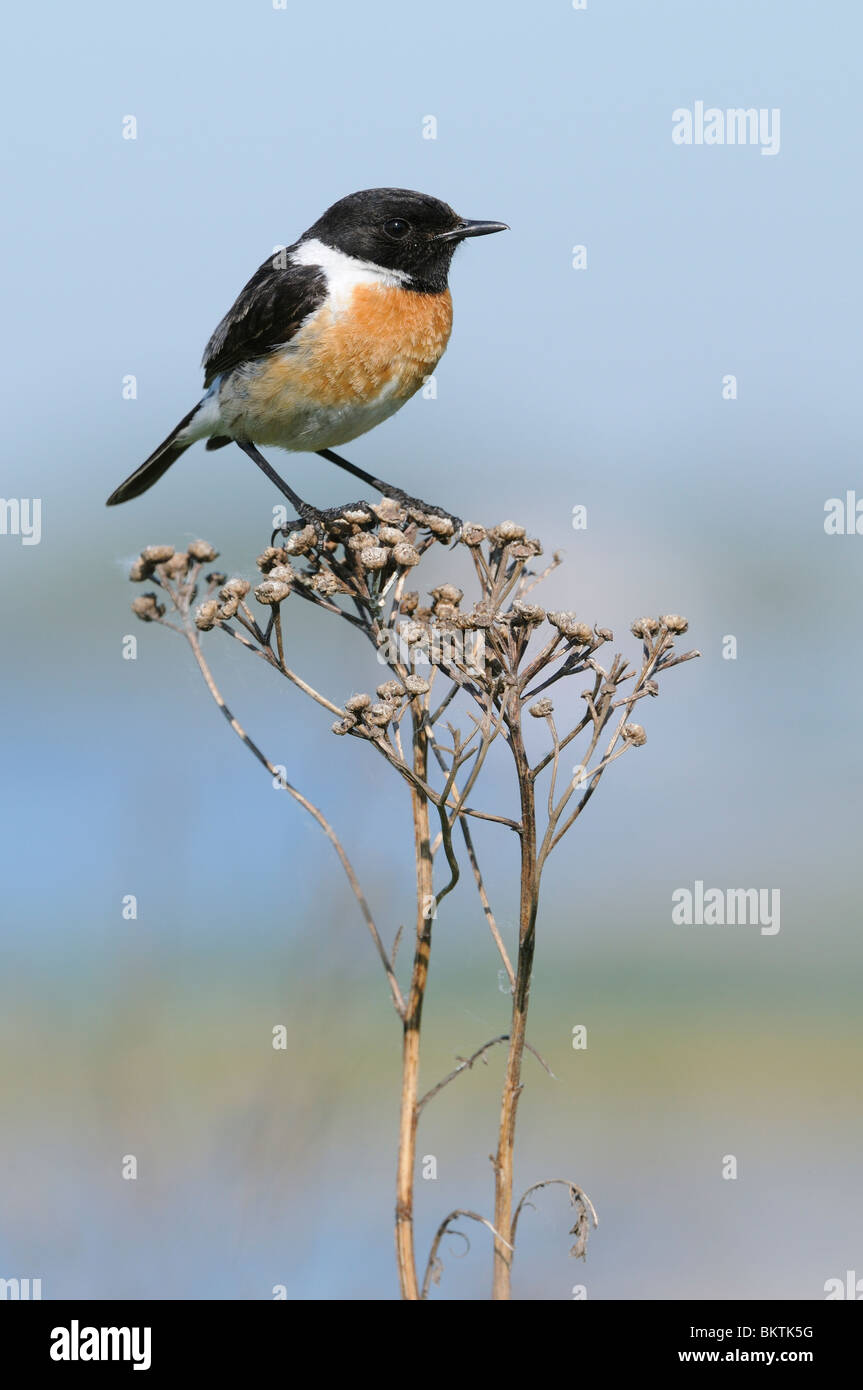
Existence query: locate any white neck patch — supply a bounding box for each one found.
[292,238,410,312]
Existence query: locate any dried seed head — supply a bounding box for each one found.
[372,498,407,525]
[403,675,430,695]
[195,599,221,631]
[423,513,455,538]
[492,520,526,544]
[378,525,406,546]
[340,507,374,527]
[331,717,355,736]
[508,543,535,559]
[432,584,463,606]
[511,600,546,625]
[623,722,647,747]
[359,546,389,570]
[206,571,227,587]
[366,701,395,726]
[547,609,575,631]
[282,525,318,555]
[188,539,218,562]
[220,578,251,599]
[254,579,291,605]
[644,679,659,697]
[164,551,190,577]
[131,593,165,622]
[529,697,554,718]
[458,608,491,631]
[393,542,421,567]
[376,679,404,700]
[661,614,689,634]
[400,591,420,614]
[631,616,661,638]
[256,547,284,572]
[345,692,371,712]
[141,544,174,564]
[461,523,487,547]
[548,611,592,643]
[433,603,459,624]
[219,595,240,620]
[129,557,154,582]
[402,622,427,645]
[266,565,295,585]
[311,571,341,596]
[595,626,613,642]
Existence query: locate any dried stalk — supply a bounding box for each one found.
[125,511,697,1300]
[394,706,434,1298]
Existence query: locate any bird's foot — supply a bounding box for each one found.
[376,487,462,543]
[272,494,461,547]
[272,500,378,547]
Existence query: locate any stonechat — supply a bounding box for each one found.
[106,188,508,527]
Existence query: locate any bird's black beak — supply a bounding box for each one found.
[436,218,509,243]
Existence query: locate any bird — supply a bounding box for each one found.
[106,188,508,529]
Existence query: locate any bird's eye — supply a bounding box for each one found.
[383,218,411,239]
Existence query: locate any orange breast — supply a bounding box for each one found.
[252,285,453,409]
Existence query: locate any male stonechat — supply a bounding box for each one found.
[106,188,508,527]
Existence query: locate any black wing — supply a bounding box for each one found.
[202,245,327,388]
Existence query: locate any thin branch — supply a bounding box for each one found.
[456,817,516,986]
[511,1179,599,1259]
[418,1036,508,1113]
[421,1210,513,1300]
[516,550,562,597]
[418,1034,554,1113]
[427,737,516,983]
[179,614,405,1019]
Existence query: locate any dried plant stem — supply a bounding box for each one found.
[418,1034,554,1114]
[421,1210,513,1300]
[458,818,515,986]
[511,1179,599,1246]
[180,615,406,1018]
[395,710,434,1300]
[492,712,539,1299]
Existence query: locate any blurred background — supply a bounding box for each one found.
[1,0,861,1299]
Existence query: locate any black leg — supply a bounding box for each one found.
[236,442,366,539]
[237,440,318,520]
[237,440,376,542]
[316,448,461,530]
[238,440,460,540]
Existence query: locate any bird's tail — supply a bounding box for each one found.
[106,402,208,506]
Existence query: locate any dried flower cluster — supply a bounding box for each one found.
[127,500,698,1300]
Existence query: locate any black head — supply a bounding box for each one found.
[302,188,508,292]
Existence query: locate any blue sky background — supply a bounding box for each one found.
[1,0,861,1299]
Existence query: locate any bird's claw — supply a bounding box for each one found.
[378,488,462,543]
[272,493,462,549]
